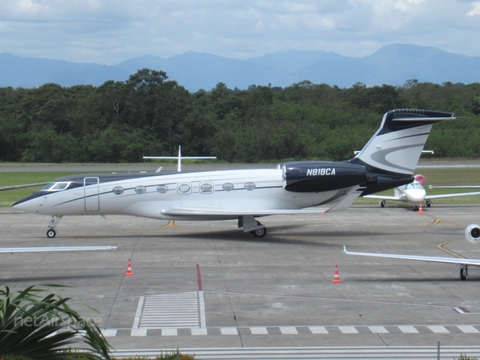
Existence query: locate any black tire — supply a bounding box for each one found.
[251,227,267,238]
[46,229,56,238]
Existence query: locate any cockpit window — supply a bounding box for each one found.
[41,182,71,191]
[405,183,424,190]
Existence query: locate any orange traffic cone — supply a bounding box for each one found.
[332,264,342,283]
[125,258,134,276]
[418,204,424,213]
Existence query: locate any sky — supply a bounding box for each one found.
[1,0,480,65]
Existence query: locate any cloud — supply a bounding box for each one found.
[468,1,480,16]
[0,0,479,64]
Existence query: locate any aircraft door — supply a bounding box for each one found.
[84,177,100,212]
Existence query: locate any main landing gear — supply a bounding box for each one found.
[238,216,267,237]
[379,200,386,208]
[460,265,468,281]
[46,215,63,238]
[250,226,267,238]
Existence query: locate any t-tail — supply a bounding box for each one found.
[346,109,456,195]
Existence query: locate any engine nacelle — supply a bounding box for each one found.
[281,161,367,192]
[465,224,480,244]
[414,174,426,185]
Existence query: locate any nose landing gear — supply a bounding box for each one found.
[47,215,63,238]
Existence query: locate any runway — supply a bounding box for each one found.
[2,203,480,359]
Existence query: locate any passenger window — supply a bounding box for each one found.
[199,182,214,194]
[177,183,192,194]
[157,185,168,194]
[112,186,124,195]
[135,185,146,194]
[223,183,234,191]
[244,182,256,191]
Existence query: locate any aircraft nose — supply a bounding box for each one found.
[406,189,426,203]
[12,192,44,213]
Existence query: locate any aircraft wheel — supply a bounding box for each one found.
[251,227,267,238]
[46,229,56,238]
[413,205,418,211]
[380,200,385,208]
[460,267,468,281]
[426,200,431,208]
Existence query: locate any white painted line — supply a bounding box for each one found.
[162,328,178,336]
[130,329,147,336]
[102,329,117,337]
[458,325,479,333]
[427,325,449,333]
[398,325,419,334]
[132,296,144,329]
[250,327,268,335]
[368,326,388,334]
[279,326,298,335]
[198,291,206,328]
[191,328,208,336]
[221,327,238,335]
[339,326,358,334]
[309,326,328,334]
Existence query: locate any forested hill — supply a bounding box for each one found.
[1,69,479,163]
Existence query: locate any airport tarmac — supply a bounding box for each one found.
[2,204,480,359]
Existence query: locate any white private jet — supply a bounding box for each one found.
[12,109,459,238]
[344,224,480,280]
[364,174,480,210]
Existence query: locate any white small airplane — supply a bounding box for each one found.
[364,174,480,210]
[0,246,117,253]
[12,109,459,238]
[143,145,216,172]
[344,224,480,280]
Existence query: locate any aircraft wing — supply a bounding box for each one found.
[162,189,362,217]
[162,208,330,216]
[0,246,117,253]
[425,191,480,200]
[343,246,480,266]
[363,195,400,201]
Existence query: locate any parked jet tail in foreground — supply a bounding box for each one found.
[13,109,457,238]
[344,224,480,280]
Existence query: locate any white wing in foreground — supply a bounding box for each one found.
[0,246,117,253]
[343,246,480,266]
[425,191,480,200]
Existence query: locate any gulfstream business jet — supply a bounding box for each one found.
[13,109,459,238]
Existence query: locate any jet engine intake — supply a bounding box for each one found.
[465,224,480,244]
[281,161,366,192]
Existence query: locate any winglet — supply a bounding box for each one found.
[343,245,348,254]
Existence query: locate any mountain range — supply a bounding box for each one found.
[1,44,480,91]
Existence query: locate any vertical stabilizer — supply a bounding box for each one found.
[352,109,454,175]
[348,109,456,195]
